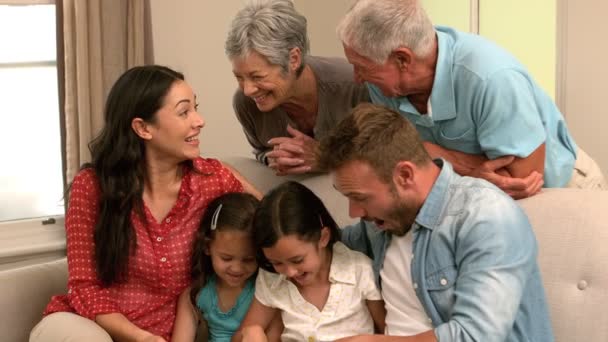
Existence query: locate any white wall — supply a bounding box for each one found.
[295,0,355,57]
[557,0,608,176]
[150,1,251,159]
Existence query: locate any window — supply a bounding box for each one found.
[0,1,64,223]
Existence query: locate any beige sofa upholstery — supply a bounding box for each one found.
[2,156,607,342]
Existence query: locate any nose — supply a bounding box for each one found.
[193,110,205,129]
[229,262,243,274]
[242,79,258,97]
[348,200,366,219]
[285,265,299,278]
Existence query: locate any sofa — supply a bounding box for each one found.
[2,156,607,342]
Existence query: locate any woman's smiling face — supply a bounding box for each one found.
[231,50,298,112]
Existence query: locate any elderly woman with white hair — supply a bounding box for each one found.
[225,0,369,176]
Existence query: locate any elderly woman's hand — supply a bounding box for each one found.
[266,125,320,176]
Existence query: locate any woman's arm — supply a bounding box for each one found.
[366,299,386,334]
[231,298,279,342]
[171,287,200,342]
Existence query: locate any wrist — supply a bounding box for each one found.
[133,329,154,342]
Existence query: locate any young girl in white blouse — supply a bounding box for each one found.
[233,181,386,342]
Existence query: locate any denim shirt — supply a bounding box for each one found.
[341,160,554,342]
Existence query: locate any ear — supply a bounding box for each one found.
[318,226,331,249]
[393,160,416,190]
[288,47,302,73]
[131,117,153,140]
[392,47,414,71]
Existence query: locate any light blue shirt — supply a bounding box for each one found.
[196,275,255,342]
[341,159,554,342]
[368,26,577,187]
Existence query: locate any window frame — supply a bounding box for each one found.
[0,0,66,268]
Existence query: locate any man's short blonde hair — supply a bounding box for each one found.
[319,103,431,183]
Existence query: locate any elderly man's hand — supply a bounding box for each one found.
[266,125,320,176]
[472,156,544,199]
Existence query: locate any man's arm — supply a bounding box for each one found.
[432,191,538,341]
[423,141,544,199]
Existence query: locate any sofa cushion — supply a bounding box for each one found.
[0,257,67,342]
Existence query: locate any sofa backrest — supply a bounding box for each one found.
[518,188,608,342]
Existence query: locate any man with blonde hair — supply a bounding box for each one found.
[336,0,606,199]
[319,103,553,341]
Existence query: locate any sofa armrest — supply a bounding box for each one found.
[0,258,67,342]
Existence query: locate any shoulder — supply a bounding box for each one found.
[448,176,533,239]
[192,157,222,172]
[255,269,285,300]
[189,158,242,191]
[70,168,100,197]
[334,242,373,271]
[308,56,357,83]
[196,278,216,311]
[437,27,528,83]
[232,89,261,118]
[256,268,281,286]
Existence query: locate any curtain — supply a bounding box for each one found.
[60,0,150,184]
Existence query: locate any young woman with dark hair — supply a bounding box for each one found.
[30,65,261,342]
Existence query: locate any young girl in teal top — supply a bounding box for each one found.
[172,192,281,342]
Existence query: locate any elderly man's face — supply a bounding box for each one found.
[343,45,403,98]
[332,160,418,236]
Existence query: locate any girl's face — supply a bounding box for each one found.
[207,229,258,288]
[262,228,330,287]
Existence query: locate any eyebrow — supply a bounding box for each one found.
[174,95,197,108]
[333,183,362,197]
[174,99,190,108]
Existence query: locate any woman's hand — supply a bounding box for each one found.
[266,125,320,176]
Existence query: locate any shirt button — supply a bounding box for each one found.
[440,278,448,286]
[413,282,418,289]
[165,217,171,223]
[160,257,167,262]
[156,237,162,242]
[428,318,433,323]
[577,280,588,290]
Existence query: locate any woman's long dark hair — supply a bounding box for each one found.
[86,65,184,286]
[189,192,259,306]
[252,181,340,273]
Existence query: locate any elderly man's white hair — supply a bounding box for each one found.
[337,0,435,64]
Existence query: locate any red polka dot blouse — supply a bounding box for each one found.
[43,157,243,340]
